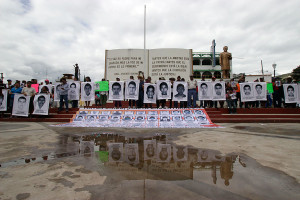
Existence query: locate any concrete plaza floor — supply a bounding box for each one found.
[0,122,300,200]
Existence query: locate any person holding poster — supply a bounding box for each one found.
[144,83,156,105]
[33,94,50,115]
[283,84,298,106]
[212,82,226,101]
[137,75,144,108]
[0,89,8,112]
[58,78,69,112]
[9,82,22,112]
[173,82,188,102]
[12,94,30,117]
[109,78,124,108]
[83,77,92,107]
[187,75,197,108]
[22,81,36,114]
[125,76,139,108]
[99,79,108,108]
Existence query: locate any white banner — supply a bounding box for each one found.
[283,84,298,103]
[212,82,226,101]
[198,81,213,100]
[157,80,171,100]
[81,82,95,101]
[105,49,147,81]
[68,81,80,100]
[149,48,192,82]
[33,94,50,115]
[240,83,256,102]
[253,82,267,101]
[0,89,8,111]
[12,94,30,117]
[109,81,124,101]
[144,83,156,103]
[173,81,188,102]
[125,80,139,100]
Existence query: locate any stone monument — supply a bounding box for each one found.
[219,46,232,79]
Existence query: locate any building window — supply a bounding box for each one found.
[202,71,212,78]
[216,58,220,65]
[193,71,201,79]
[193,59,200,65]
[202,59,212,65]
[214,71,222,78]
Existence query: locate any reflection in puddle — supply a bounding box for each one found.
[0,133,245,186]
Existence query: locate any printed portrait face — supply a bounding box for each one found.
[127,147,136,162]
[215,83,222,96]
[244,85,251,95]
[148,116,156,120]
[128,81,136,96]
[287,86,294,97]
[112,83,121,95]
[77,115,83,121]
[159,147,168,161]
[146,86,155,99]
[146,143,155,158]
[37,96,46,109]
[160,82,168,95]
[176,84,185,95]
[17,97,26,110]
[200,83,208,95]
[255,85,263,95]
[111,147,121,161]
[84,83,92,96]
[176,147,185,159]
[70,83,76,94]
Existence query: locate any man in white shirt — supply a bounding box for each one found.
[22,81,36,114]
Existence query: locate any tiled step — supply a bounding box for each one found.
[211,118,300,123]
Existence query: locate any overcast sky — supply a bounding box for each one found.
[1,0,299,83]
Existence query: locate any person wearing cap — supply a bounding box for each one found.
[187,75,197,108]
[6,79,12,89]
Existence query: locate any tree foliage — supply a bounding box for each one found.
[291,65,300,81]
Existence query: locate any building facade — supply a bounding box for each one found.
[192,52,232,79]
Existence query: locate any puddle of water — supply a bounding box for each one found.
[1,132,300,199]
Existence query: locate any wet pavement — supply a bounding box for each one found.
[0,122,300,200]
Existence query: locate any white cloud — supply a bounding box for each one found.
[0,0,299,83]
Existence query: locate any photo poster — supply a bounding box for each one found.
[298,84,300,103]
[81,82,95,101]
[124,143,139,164]
[144,83,157,103]
[31,84,39,93]
[283,84,298,103]
[253,82,267,101]
[54,83,62,102]
[240,83,256,102]
[12,94,30,117]
[94,81,100,91]
[144,140,157,160]
[198,81,213,100]
[157,143,171,163]
[0,89,8,111]
[109,81,124,101]
[68,81,80,100]
[108,143,124,162]
[33,94,50,115]
[157,80,171,100]
[212,81,226,101]
[125,80,140,100]
[80,141,95,156]
[173,146,188,162]
[173,81,188,102]
[39,84,53,94]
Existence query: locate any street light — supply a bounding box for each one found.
[272,63,277,77]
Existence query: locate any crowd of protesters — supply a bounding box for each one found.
[0,73,299,118]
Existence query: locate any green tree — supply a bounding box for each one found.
[291,65,300,82]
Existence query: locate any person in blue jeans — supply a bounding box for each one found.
[187,75,197,108]
[58,78,69,112]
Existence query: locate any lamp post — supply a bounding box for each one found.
[272,63,277,77]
